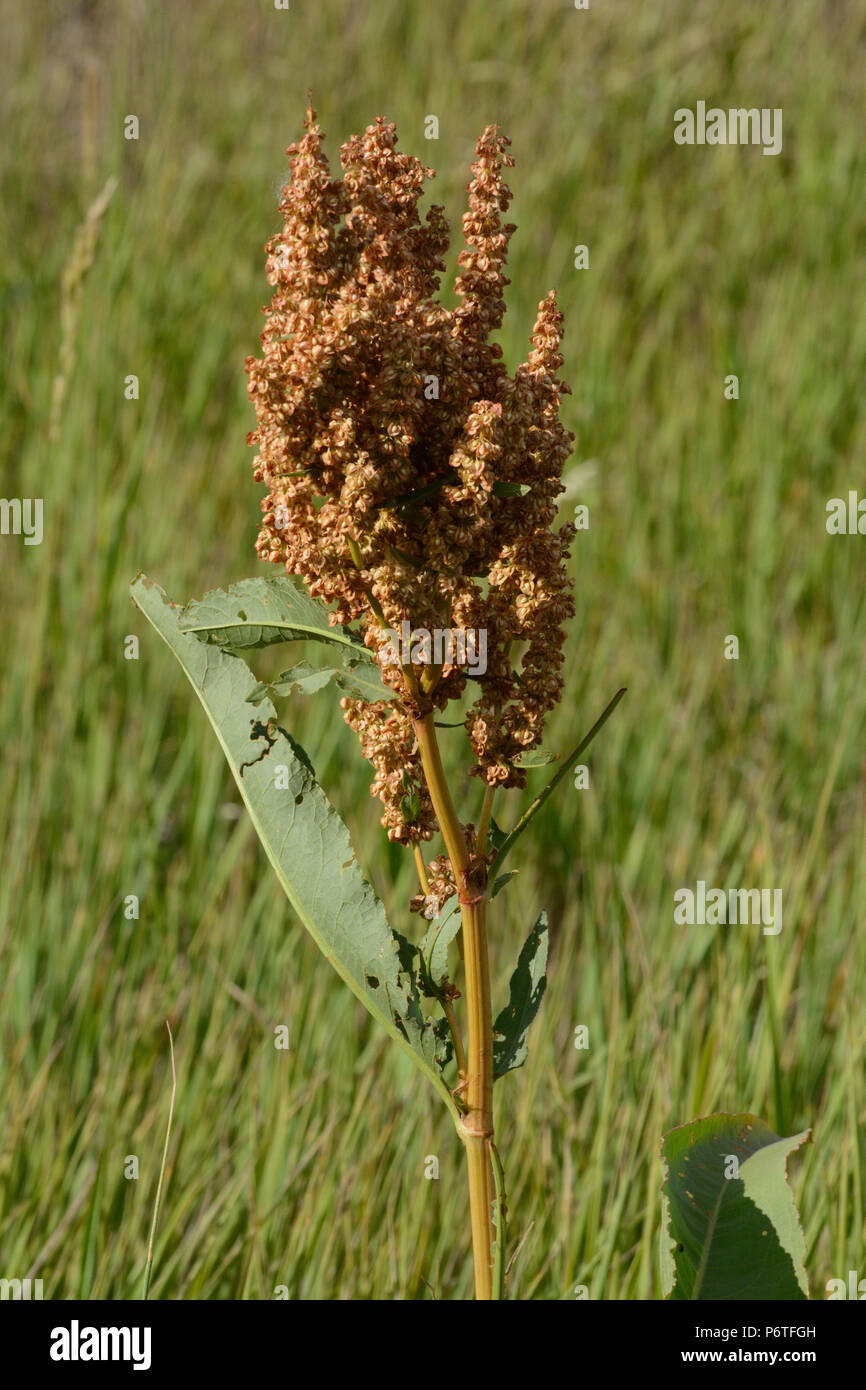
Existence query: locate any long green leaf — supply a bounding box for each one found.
[660,1113,810,1300]
[492,912,548,1080]
[489,688,626,880]
[131,574,458,1125]
[179,574,367,655]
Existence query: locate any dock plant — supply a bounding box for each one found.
[131,108,807,1300]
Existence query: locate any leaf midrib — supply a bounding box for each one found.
[691,1180,728,1300]
[180,616,365,652]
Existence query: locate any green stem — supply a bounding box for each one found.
[477,785,495,856]
[443,994,468,1084]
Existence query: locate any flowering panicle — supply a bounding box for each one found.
[247,106,575,840]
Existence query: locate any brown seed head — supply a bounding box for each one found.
[247,108,575,837]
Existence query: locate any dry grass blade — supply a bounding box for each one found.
[143,1022,178,1300]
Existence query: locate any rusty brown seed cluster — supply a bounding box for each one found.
[246,107,575,844]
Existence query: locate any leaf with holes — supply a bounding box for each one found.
[130,574,458,1124]
[179,574,367,655]
[660,1113,810,1300]
[492,912,548,1080]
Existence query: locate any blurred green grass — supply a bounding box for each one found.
[1,0,864,1299]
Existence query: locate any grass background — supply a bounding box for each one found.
[1,0,864,1299]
